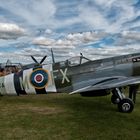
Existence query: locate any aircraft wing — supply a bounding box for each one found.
[69,76,140,94]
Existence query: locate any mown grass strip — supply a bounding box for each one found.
[0,93,140,140]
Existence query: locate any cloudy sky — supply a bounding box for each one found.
[0,0,140,64]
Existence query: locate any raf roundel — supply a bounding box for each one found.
[30,68,49,89]
[34,73,44,83]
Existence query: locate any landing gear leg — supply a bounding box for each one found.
[111,88,124,104]
[129,85,139,103]
[112,88,134,113]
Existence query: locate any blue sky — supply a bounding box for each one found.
[0,0,140,63]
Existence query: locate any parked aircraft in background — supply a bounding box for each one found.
[0,49,140,113]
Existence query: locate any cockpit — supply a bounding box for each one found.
[67,54,91,66]
[54,52,92,68]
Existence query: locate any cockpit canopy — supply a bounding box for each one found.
[67,55,91,66]
[57,54,91,68]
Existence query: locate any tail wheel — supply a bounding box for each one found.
[118,98,134,113]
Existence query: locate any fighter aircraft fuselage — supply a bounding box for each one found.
[0,52,140,95]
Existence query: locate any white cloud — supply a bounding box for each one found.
[82,44,140,60]
[0,0,139,64]
[0,1,82,31]
[78,0,137,33]
[0,23,24,32]
[33,37,55,46]
[33,38,75,49]
[0,42,140,65]
[45,29,53,34]
[122,31,140,41]
[113,31,140,46]
[0,23,26,39]
[0,0,56,26]
[67,31,107,42]
[33,31,107,49]
[0,0,138,33]
[0,52,31,64]
[79,6,109,30]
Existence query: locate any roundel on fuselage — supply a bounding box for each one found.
[30,68,49,89]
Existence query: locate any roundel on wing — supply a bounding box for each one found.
[30,68,49,89]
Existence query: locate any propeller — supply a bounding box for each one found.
[31,55,47,64]
[39,56,47,64]
[31,56,38,63]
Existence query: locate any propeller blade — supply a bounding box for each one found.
[40,56,47,64]
[31,56,38,63]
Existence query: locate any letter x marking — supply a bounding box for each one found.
[60,68,70,84]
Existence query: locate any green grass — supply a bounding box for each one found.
[0,93,140,140]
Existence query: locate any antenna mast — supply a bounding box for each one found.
[51,48,55,64]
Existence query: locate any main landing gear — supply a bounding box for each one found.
[111,88,134,113]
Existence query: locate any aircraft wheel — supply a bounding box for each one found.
[118,98,134,113]
[111,94,120,104]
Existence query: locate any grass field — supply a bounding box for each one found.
[0,93,140,140]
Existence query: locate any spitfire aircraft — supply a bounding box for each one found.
[0,50,140,113]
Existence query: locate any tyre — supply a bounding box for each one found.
[118,98,134,113]
[111,94,120,104]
